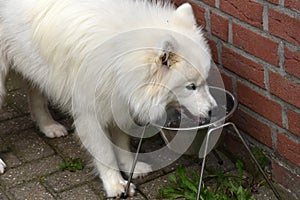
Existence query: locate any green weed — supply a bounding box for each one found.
[159,161,256,200]
[59,158,84,172]
[251,147,268,169]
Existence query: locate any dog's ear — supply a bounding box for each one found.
[157,35,177,68]
[175,3,196,27]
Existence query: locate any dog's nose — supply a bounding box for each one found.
[208,110,212,117]
[200,110,212,125]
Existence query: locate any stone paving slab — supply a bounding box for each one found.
[58,185,101,200]
[46,134,90,163]
[7,130,55,162]
[0,152,22,170]
[0,115,34,137]
[10,182,56,200]
[44,167,94,193]
[0,106,21,122]
[0,187,9,200]
[0,155,63,187]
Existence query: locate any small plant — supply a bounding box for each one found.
[159,166,199,199]
[251,147,268,169]
[59,158,84,172]
[159,162,256,200]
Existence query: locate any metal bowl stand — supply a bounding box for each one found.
[195,122,282,200]
[121,121,282,200]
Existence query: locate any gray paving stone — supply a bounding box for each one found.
[5,72,24,92]
[46,133,90,162]
[87,179,106,199]
[6,90,29,114]
[7,130,55,162]
[0,116,34,137]
[138,173,173,200]
[0,137,7,152]
[0,106,22,122]
[58,185,100,200]
[0,151,22,169]
[10,182,55,200]
[45,167,94,193]
[0,155,63,187]
[0,188,9,200]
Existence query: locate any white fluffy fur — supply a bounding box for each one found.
[0,0,216,197]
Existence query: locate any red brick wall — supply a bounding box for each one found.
[172,0,300,198]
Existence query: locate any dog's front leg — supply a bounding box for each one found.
[27,86,68,138]
[111,125,152,179]
[75,115,136,198]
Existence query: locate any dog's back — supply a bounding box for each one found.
[0,0,179,106]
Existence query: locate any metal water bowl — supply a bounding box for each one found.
[155,86,238,158]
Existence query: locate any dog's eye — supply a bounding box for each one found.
[186,83,197,90]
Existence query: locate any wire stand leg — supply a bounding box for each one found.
[196,128,214,200]
[227,122,282,200]
[196,122,282,200]
[121,127,146,199]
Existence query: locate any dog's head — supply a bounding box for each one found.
[116,3,217,126]
[145,34,217,124]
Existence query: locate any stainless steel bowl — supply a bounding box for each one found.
[153,86,238,157]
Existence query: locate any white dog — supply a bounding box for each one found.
[0,0,216,197]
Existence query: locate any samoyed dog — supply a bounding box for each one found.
[0,0,217,197]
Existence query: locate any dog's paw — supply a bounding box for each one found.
[41,122,68,138]
[102,171,136,198]
[0,158,6,174]
[128,162,152,179]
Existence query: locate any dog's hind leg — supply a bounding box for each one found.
[27,86,68,138]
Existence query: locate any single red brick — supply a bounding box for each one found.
[222,46,265,88]
[220,72,233,93]
[269,9,300,46]
[231,108,273,148]
[287,109,300,137]
[269,71,300,108]
[191,2,206,27]
[202,0,215,7]
[285,0,300,12]
[232,23,279,66]
[285,47,300,79]
[277,133,300,167]
[207,39,218,63]
[272,160,300,197]
[237,82,283,126]
[210,11,229,41]
[220,0,263,28]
